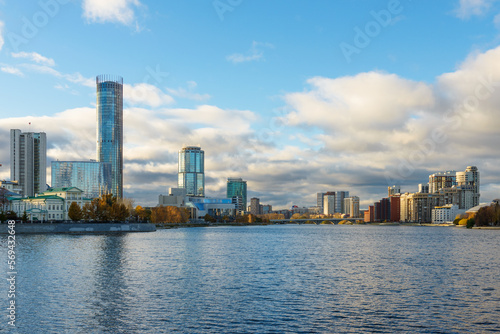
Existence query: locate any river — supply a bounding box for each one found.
[1,225,499,333]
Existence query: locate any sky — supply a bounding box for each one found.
[0,0,500,209]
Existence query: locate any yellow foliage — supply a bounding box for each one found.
[458,218,469,226]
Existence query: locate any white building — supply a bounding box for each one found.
[431,204,464,224]
[9,187,90,222]
[323,194,335,215]
[344,196,360,218]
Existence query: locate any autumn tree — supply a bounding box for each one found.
[81,194,131,222]
[151,206,189,224]
[134,205,151,222]
[68,202,83,221]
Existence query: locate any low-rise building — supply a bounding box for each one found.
[431,204,464,224]
[9,187,90,222]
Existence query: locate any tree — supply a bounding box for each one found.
[68,202,83,221]
[22,211,28,223]
[134,205,151,222]
[204,214,216,223]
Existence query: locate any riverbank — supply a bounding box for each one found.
[0,222,156,234]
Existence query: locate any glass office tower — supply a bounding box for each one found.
[227,178,247,214]
[51,160,112,199]
[178,146,204,196]
[96,75,123,198]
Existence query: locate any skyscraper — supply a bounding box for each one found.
[51,160,112,199]
[10,129,47,197]
[178,146,205,196]
[227,178,247,214]
[96,75,123,198]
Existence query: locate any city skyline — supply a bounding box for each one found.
[1,1,500,208]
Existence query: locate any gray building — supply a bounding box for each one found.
[10,129,47,197]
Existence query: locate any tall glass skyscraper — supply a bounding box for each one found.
[51,160,112,199]
[96,75,123,198]
[227,178,247,214]
[178,146,204,197]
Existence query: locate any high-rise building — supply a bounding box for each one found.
[335,191,349,213]
[178,146,205,196]
[51,160,112,199]
[96,75,123,198]
[429,171,456,193]
[388,185,401,197]
[456,166,480,207]
[323,194,335,215]
[227,178,247,214]
[317,192,325,210]
[344,196,360,218]
[10,129,47,197]
[250,197,261,215]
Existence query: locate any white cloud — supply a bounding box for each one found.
[454,0,495,19]
[1,65,24,77]
[166,81,211,101]
[124,83,175,107]
[19,63,95,87]
[227,41,274,64]
[11,52,55,67]
[0,21,4,51]
[82,0,142,26]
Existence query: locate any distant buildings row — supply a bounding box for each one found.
[364,166,481,224]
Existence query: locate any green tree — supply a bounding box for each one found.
[22,211,28,223]
[68,202,83,221]
[466,217,475,229]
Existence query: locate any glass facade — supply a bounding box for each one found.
[178,146,205,196]
[51,161,112,199]
[96,75,123,198]
[227,178,247,213]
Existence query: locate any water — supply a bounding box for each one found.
[1,225,500,333]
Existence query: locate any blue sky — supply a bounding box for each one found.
[1,0,500,208]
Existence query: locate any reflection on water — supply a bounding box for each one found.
[1,225,499,333]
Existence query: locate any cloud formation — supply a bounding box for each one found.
[11,52,56,67]
[1,65,24,77]
[82,0,143,26]
[1,46,499,209]
[226,41,274,64]
[454,0,496,19]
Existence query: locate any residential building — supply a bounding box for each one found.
[96,75,123,198]
[418,183,429,193]
[51,160,112,199]
[432,204,464,224]
[10,129,47,197]
[335,191,350,213]
[456,166,480,207]
[227,178,247,214]
[400,192,442,223]
[390,195,401,222]
[323,194,335,215]
[344,196,360,218]
[250,197,261,215]
[364,205,375,223]
[429,171,456,193]
[178,146,205,196]
[317,192,325,210]
[0,180,22,195]
[388,185,401,197]
[9,187,90,221]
